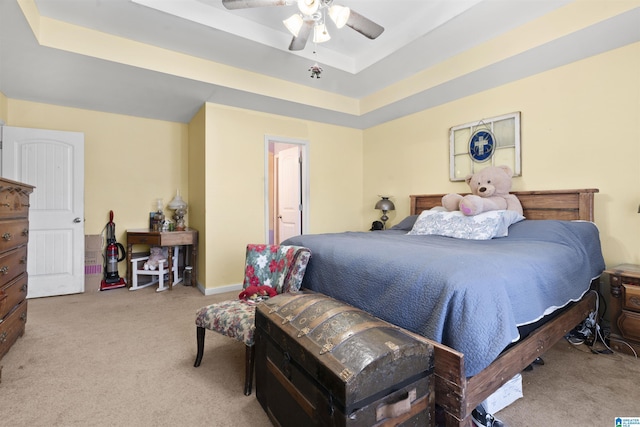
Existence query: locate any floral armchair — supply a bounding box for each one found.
[194,244,311,395]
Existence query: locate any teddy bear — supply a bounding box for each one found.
[442,165,523,216]
[143,246,166,270]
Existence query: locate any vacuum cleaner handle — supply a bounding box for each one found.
[116,242,126,262]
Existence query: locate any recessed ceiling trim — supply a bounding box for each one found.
[133,0,485,75]
[351,0,484,72]
[5,0,637,128]
[132,0,359,73]
[16,0,361,115]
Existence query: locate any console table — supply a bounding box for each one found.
[126,228,198,290]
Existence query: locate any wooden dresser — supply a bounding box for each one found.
[0,177,34,366]
[606,264,640,356]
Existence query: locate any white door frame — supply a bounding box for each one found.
[264,135,309,244]
[1,125,85,297]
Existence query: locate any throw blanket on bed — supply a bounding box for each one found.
[284,220,605,377]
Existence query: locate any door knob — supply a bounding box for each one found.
[74,217,82,223]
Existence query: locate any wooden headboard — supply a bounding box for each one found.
[410,189,599,222]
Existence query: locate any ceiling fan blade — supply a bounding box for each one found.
[222,0,287,10]
[346,10,384,39]
[288,19,313,51]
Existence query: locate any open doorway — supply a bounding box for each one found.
[264,136,309,245]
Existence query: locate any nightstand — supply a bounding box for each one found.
[605,264,640,356]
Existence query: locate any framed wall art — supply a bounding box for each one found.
[449,112,521,181]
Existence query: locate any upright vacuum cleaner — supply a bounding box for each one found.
[100,210,127,291]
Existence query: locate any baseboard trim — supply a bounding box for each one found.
[196,282,243,296]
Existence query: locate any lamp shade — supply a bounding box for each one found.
[313,23,331,43]
[283,14,304,37]
[375,196,395,212]
[297,0,319,16]
[328,5,350,28]
[167,190,187,209]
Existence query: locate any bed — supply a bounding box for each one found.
[283,189,605,426]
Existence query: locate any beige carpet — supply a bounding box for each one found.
[1,285,638,426]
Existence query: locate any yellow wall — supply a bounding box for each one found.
[187,105,207,285]
[364,41,640,267]
[4,99,189,278]
[0,91,7,123]
[1,97,364,292]
[199,103,363,291]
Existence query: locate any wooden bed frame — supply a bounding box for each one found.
[408,189,599,426]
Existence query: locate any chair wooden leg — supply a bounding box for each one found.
[194,326,205,367]
[244,344,255,396]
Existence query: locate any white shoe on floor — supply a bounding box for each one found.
[472,403,508,427]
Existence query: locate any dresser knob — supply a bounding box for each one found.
[2,232,12,241]
[0,331,7,343]
[20,311,27,322]
[21,283,27,293]
[0,203,9,207]
[0,266,8,275]
[20,257,27,264]
[22,229,29,236]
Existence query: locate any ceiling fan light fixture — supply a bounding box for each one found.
[283,14,304,37]
[313,23,331,43]
[328,5,350,28]
[297,0,319,16]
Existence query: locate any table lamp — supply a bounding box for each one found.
[167,190,187,231]
[375,196,395,229]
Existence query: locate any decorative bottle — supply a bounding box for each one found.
[153,198,165,231]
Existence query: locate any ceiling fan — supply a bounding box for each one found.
[221,0,384,51]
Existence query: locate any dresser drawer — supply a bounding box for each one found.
[0,186,30,220]
[0,274,28,320]
[622,284,640,312]
[0,246,28,289]
[618,309,640,342]
[0,219,29,253]
[0,299,27,360]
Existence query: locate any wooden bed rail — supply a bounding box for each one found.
[406,292,597,426]
[461,292,597,423]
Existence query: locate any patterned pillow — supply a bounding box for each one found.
[407,210,525,240]
[242,244,310,294]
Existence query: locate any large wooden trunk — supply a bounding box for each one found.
[255,291,435,427]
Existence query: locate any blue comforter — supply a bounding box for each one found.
[284,220,605,377]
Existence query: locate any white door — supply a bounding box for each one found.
[1,126,85,298]
[276,146,301,243]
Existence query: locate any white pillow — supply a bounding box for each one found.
[407,210,525,240]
